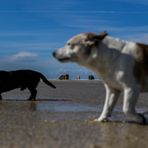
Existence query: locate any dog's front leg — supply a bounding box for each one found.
[96,84,120,122]
[123,87,146,124]
[28,88,37,101]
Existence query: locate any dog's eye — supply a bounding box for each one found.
[67,43,71,46]
[67,43,74,47]
[67,43,75,49]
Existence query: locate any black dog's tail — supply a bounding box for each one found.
[38,72,56,88]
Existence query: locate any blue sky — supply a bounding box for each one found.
[0,0,148,79]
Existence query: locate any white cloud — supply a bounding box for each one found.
[9,51,38,61]
[0,51,40,72]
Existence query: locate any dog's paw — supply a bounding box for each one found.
[138,113,147,125]
[93,117,109,122]
[28,98,36,101]
[126,114,147,125]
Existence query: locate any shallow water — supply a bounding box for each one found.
[37,101,148,113]
[37,101,100,112]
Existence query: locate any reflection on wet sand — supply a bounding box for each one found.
[29,101,37,111]
[15,100,98,113]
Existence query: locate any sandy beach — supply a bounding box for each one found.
[0,80,148,148]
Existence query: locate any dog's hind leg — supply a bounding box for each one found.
[28,88,37,101]
[123,86,146,124]
[96,84,120,122]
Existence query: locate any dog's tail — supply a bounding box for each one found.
[38,72,56,88]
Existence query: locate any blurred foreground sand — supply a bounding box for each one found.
[0,80,148,148]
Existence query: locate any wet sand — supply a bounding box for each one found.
[0,80,148,148]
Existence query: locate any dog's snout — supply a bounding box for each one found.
[52,51,56,57]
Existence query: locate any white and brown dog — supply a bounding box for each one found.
[53,31,148,124]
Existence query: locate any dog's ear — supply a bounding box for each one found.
[85,31,108,46]
[97,31,108,40]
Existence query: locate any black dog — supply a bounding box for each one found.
[0,70,56,100]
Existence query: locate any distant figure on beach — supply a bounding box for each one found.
[53,31,148,124]
[76,75,80,80]
[88,75,94,80]
[59,74,69,80]
[0,70,56,100]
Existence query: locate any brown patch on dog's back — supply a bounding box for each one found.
[137,43,148,72]
[134,43,148,83]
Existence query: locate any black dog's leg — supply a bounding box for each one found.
[28,88,37,101]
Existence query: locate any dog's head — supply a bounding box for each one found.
[53,31,108,64]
